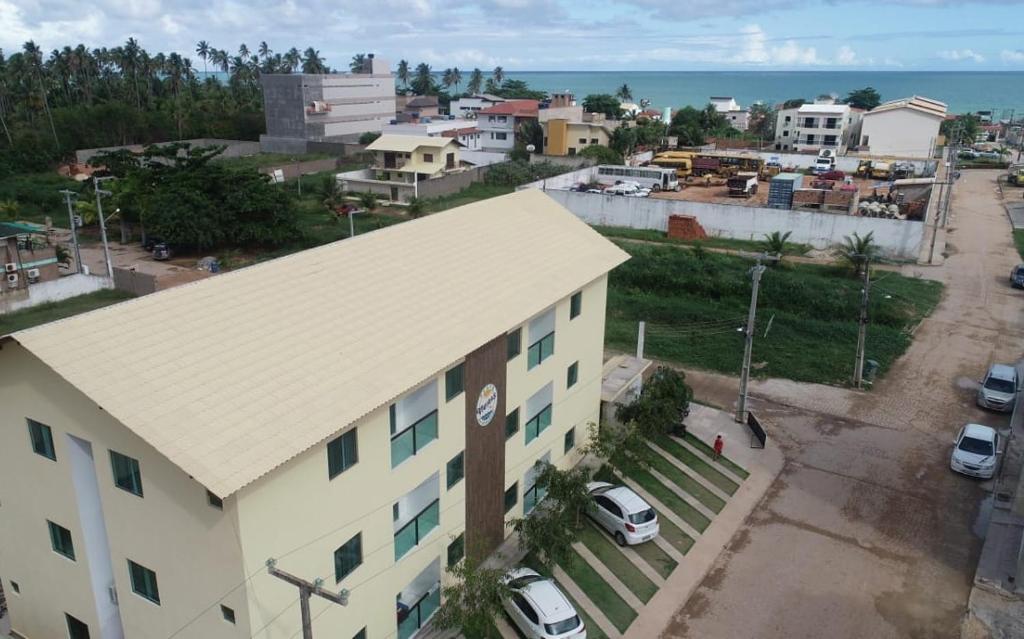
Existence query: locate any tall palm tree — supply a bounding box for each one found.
[238,43,249,59]
[616,83,632,102]
[492,66,505,86]
[451,67,462,93]
[284,48,301,73]
[413,62,432,95]
[302,48,326,74]
[23,41,59,149]
[211,49,229,73]
[258,41,271,61]
[467,68,483,95]
[196,41,210,75]
[396,59,410,88]
[441,68,454,91]
[350,53,367,73]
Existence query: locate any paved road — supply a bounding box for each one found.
[661,170,1024,639]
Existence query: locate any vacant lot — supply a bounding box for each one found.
[0,289,134,335]
[605,242,943,385]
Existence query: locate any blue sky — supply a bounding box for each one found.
[2,0,1024,71]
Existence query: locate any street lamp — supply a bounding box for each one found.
[93,176,116,279]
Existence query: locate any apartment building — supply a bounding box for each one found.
[542,117,615,157]
[259,56,396,153]
[0,189,629,639]
[774,102,862,153]
[450,94,506,117]
[859,96,947,159]
[478,100,539,152]
[709,96,750,131]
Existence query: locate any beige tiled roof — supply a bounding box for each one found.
[865,95,948,119]
[10,190,629,497]
[365,134,459,153]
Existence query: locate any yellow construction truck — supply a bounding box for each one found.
[1008,164,1024,186]
[651,151,694,178]
[855,159,894,180]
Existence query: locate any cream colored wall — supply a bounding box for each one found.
[861,110,941,159]
[234,374,467,639]
[503,274,608,522]
[566,124,610,153]
[414,143,459,175]
[0,342,249,639]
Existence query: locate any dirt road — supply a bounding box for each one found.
[662,170,1023,638]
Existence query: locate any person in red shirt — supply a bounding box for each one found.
[713,434,724,461]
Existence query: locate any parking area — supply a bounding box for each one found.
[648,174,888,208]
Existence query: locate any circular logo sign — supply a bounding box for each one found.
[476,383,498,426]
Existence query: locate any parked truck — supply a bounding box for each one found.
[1008,164,1024,186]
[727,172,759,197]
[650,151,694,178]
[813,149,837,175]
[856,159,894,180]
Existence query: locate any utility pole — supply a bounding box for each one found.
[736,258,766,423]
[93,176,115,279]
[928,121,961,264]
[59,189,83,274]
[853,255,871,388]
[636,321,646,359]
[266,559,348,639]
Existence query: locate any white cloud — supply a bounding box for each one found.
[1001,49,1024,63]
[936,48,985,62]
[836,45,857,65]
[771,39,820,65]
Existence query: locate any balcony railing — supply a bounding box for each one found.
[397,584,441,639]
[391,411,438,468]
[394,499,440,561]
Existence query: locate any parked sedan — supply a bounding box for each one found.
[950,423,1000,479]
[502,568,586,639]
[586,482,659,546]
[1011,264,1024,289]
[977,363,1018,413]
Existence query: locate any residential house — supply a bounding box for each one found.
[710,97,750,131]
[398,96,441,121]
[440,127,482,151]
[859,96,948,158]
[1,223,60,293]
[339,134,463,202]
[0,189,629,639]
[450,94,506,117]
[478,100,539,152]
[382,119,482,150]
[774,102,861,153]
[259,56,396,153]
[541,114,616,157]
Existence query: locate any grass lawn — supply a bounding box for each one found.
[606,242,943,385]
[556,547,637,633]
[593,225,813,255]
[0,289,135,335]
[216,152,333,172]
[420,183,515,213]
[644,446,726,512]
[577,523,658,603]
[1014,229,1024,262]
[522,554,608,639]
[654,435,741,494]
[629,532,678,578]
[0,171,79,224]
[616,457,710,533]
[680,432,750,480]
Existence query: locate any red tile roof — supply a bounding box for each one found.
[479,99,539,117]
[441,127,480,137]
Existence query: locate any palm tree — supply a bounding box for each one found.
[406,196,426,218]
[196,41,210,75]
[492,66,505,86]
[258,41,271,61]
[396,60,410,88]
[23,41,59,149]
[211,48,229,73]
[302,48,326,74]
[840,231,877,277]
[350,53,367,73]
[441,68,454,91]
[761,231,793,259]
[413,62,432,95]
[284,48,300,72]
[467,68,483,95]
[238,43,249,59]
[616,83,632,102]
[451,67,462,93]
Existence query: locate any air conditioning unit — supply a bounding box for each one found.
[6,273,18,287]
[26,268,40,282]
[4,262,16,273]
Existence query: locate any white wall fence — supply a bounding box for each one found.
[535,189,925,260]
[0,274,113,314]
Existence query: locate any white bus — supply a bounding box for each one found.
[596,165,682,192]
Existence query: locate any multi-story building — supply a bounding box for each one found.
[541,115,615,157]
[773,102,861,153]
[478,100,539,152]
[0,188,628,639]
[450,94,506,117]
[858,96,947,159]
[259,56,396,153]
[339,134,464,202]
[382,119,481,150]
[709,97,750,131]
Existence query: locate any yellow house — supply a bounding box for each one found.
[0,189,629,639]
[542,118,614,156]
[365,134,461,182]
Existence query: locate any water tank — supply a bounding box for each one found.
[663,107,672,122]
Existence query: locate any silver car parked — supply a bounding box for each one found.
[977,364,1018,413]
[586,482,659,546]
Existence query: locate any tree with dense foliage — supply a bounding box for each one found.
[668,106,707,146]
[579,144,623,165]
[483,160,569,186]
[412,62,434,95]
[782,98,806,109]
[616,367,693,439]
[482,78,545,101]
[358,131,381,145]
[609,126,637,156]
[843,87,881,110]
[91,143,298,250]
[512,461,592,569]
[941,114,980,146]
[405,196,426,218]
[748,102,776,139]
[433,558,510,639]
[582,94,623,119]
[839,231,878,277]
[467,68,484,94]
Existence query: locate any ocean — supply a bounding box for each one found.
[501,71,1024,116]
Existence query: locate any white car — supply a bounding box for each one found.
[950,423,1000,479]
[976,364,1018,413]
[502,568,586,639]
[603,183,640,196]
[586,482,659,546]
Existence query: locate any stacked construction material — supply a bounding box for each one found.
[768,173,804,209]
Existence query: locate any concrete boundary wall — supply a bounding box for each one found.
[535,189,925,260]
[0,274,113,314]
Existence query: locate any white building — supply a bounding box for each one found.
[450,94,506,118]
[858,96,947,159]
[382,119,482,150]
[710,97,750,131]
[774,102,861,153]
[478,100,539,152]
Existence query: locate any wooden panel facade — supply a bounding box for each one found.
[463,334,508,561]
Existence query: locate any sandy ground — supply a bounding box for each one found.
[650,175,885,208]
[64,233,211,290]
[658,170,1023,638]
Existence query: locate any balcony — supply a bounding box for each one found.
[394,474,440,562]
[391,411,438,468]
[390,382,439,469]
[397,559,441,639]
